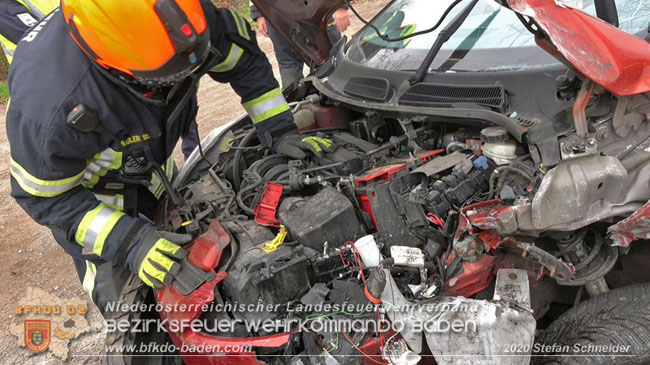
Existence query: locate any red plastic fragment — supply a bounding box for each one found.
[187,220,231,271]
[418,149,445,161]
[253,182,283,227]
[156,218,293,365]
[427,213,445,227]
[444,254,497,297]
[355,164,406,186]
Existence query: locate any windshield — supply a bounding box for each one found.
[346,0,650,72]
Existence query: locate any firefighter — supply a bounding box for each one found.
[250,4,350,89]
[0,0,201,160]
[0,0,58,64]
[7,0,333,316]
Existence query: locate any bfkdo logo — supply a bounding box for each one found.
[24,320,51,353]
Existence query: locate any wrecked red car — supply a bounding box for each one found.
[107,0,650,364]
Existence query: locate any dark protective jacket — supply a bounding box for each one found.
[7,2,295,268]
[0,0,58,63]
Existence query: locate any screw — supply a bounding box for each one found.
[586,138,597,148]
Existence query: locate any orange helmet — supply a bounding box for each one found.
[61,0,210,84]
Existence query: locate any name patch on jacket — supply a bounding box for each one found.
[120,134,151,148]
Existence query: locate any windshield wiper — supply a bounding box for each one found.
[436,8,500,73]
[410,0,479,85]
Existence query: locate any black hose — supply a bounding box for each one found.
[233,129,257,192]
[488,165,534,199]
[235,170,264,215]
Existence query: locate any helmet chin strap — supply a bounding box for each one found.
[107,67,178,92]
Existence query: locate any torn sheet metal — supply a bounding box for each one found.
[381,269,536,364]
[608,200,650,247]
[424,269,535,365]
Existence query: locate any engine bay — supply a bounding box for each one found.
[155,86,650,363]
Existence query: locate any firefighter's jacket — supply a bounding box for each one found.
[0,0,58,63]
[7,2,295,266]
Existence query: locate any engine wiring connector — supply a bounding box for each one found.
[263,225,288,253]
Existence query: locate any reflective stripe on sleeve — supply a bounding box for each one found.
[10,158,84,197]
[210,43,244,73]
[242,88,291,124]
[93,193,124,211]
[75,203,125,256]
[228,9,250,41]
[0,34,16,64]
[82,148,122,189]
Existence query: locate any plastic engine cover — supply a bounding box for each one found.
[278,186,364,251]
[220,221,309,325]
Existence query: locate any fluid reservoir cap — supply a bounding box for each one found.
[480,126,509,143]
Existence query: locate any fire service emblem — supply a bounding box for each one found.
[24,320,51,353]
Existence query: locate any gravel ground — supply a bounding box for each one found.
[0,2,389,364]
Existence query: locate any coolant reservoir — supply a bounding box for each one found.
[481,127,517,165]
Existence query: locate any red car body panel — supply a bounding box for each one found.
[506,0,650,96]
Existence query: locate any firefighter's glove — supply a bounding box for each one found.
[275,134,336,160]
[130,231,193,290]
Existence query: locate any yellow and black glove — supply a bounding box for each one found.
[275,134,336,160]
[129,231,194,290]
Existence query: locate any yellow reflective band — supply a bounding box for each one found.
[165,157,175,180]
[16,0,58,18]
[228,9,250,41]
[210,43,244,73]
[242,88,290,124]
[0,34,16,64]
[150,174,163,199]
[83,148,122,189]
[93,193,124,211]
[10,158,85,197]
[148,157,175,199]
[82,261,97,301]
[75,203,125,256]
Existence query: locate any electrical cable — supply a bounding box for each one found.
[305,304,370,321]
[194,124,214,166]
[342,332,387,365]
[319,333,340,356]
[233,128,257,191]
